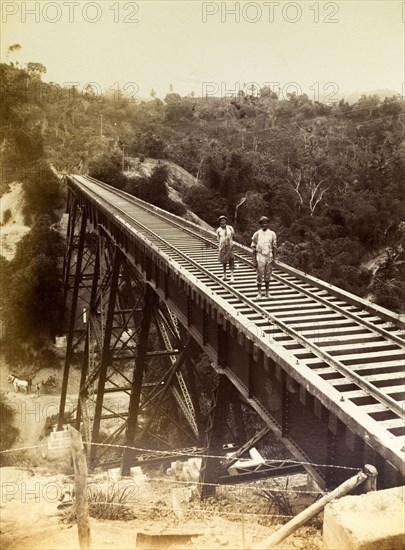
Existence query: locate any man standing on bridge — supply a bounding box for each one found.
[251,216,277,299]
[216,215,235,282]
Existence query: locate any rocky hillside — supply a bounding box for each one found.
[0,183,30,260]
[125,157,213,230]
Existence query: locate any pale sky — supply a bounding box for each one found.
[1,1,404,99]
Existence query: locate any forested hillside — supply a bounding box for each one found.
[1,60,404,316]
[0,61,65,362]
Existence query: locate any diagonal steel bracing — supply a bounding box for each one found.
[60,206,204,470]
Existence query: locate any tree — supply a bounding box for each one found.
[88,151,128,189]
[22,161,64,224]
[285,165,330,216]
[6,43,21,65]
[164,92,182,104]
[2,217,65,346]
[165,99,194,124]
[8,43,21,53]
[27,62,47,78]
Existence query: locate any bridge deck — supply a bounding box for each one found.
[68,175,405,479]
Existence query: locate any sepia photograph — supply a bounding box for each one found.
[0,1,404,549]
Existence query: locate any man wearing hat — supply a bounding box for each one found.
[216,215,235,282]
[251,216,277,299]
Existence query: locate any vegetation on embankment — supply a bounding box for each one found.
[0,60,65,365]
[1,52,404,313]
[87,87,404,311]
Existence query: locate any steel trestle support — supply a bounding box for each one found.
[59,194,204,469]
[58,210,88,429]
[121,285,156,474]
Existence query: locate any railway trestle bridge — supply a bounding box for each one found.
[58,175,405,494]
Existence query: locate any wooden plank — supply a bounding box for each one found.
[298,318,392,332]
[343,386,404,399]
[379,418,404,429]
[268,324,375,339]
[272,313,343,325]
[313,359,404,376]
[330,371,404,386]
[275,261,405,329]
[230,298,306,311]
[304,349,404,366]
[358,403,391,414]
[295,341,399,358]
[276,307,332,318]
[326,341,401,354]
[250,297,316,307]
[314,334,385,346]
[285,336,376,351]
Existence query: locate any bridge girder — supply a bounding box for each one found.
[58,178,405,492]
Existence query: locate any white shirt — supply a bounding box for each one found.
[216,225,235,246]
[251,228,277,257]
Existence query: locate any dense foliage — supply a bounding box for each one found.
[1,62,66,356]
[0,217,65,361]
[1,58,404,311]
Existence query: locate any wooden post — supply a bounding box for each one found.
[68,425,92,550]
[363,464,378,492]
[254,467,369,550]
[200,376,232,499]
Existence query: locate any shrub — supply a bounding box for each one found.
[62,483,136,522]
[183,184,229,226]
[259,478,294,521]
[88,151,128,190]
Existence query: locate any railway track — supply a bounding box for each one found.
[69,175,405,466]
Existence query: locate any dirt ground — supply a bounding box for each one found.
[0,466,323,550]
[1,353,322,550]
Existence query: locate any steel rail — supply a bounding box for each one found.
[70,176,404,420]
[269,273,404,347]
[84,175,404,348]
